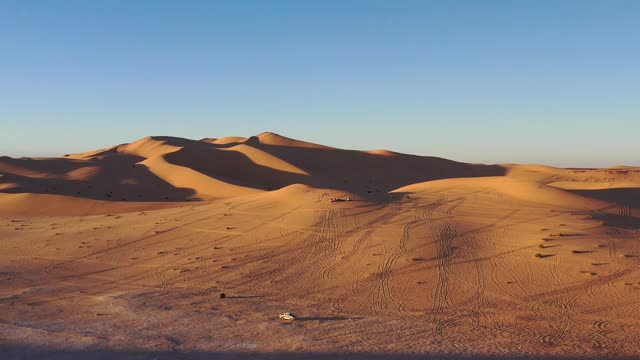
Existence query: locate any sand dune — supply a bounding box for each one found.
[1,133,640,358]
[0,133,507,215]
[254,131,335,149]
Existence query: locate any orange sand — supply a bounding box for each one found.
[1,133,640,358]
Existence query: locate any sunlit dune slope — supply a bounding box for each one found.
[1,133,639,217]
[0,132,503,215]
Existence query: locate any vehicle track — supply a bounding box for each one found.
[325,202,405,285]
[443,197,492,333]
[604,227,622,265]
[267,204,342,296]
[429,222,459,334]
[618,202,631,217]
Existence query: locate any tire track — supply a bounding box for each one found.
[429,198,520,336]
[539,294,580,346]
[429,222,459,334]
[268,203,342,296]
[443,197,491,333]
[325,202,404,281]
[368,200,439,317]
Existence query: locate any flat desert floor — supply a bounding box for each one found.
[1,133,640,359]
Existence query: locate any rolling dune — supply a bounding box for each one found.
[1,133,640,358]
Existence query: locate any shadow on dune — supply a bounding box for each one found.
[156,135,506,194]
[0,156,90,175]
[1,134,506,203]
[590,213,640,230]
[0,154,196,202]
[1,346,635,360]
[161,138,310,190]
[567,188,640,209]
[249,142,505,195]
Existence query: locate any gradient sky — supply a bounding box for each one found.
[1,1,638,167]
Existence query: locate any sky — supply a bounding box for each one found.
[1,0,639,167]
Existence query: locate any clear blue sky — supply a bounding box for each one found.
[1,1,638,167]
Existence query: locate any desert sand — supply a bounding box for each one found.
[1,132,640,359]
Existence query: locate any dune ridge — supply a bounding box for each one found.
[2,132,638,216]
[0,132,504,215]
[2,132,640,217]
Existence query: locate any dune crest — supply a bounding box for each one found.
[2,133,639,216]
[0,132,504,215]
[255,131,334,149]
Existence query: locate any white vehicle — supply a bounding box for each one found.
[279,312,296,321]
